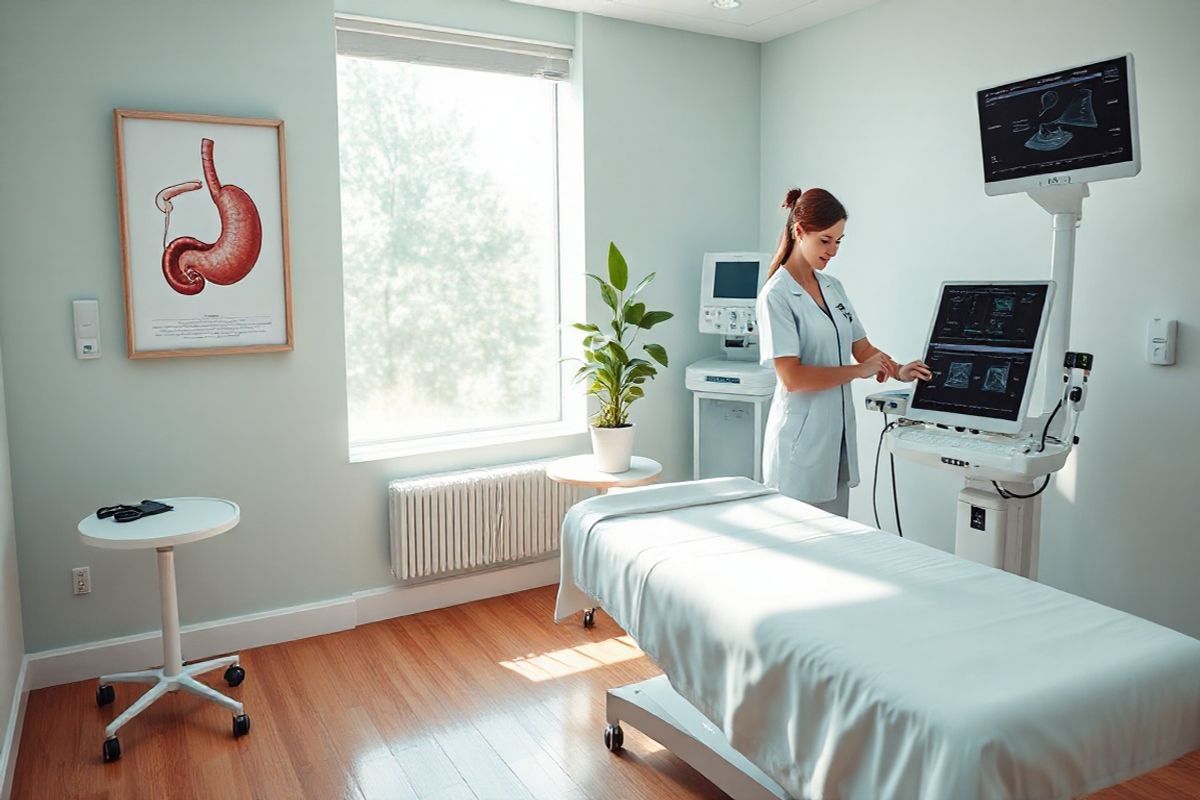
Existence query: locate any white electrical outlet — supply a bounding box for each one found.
[72,566,91,595]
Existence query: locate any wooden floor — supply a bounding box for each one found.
[10,585,1199,799]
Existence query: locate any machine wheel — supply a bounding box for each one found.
[583,609,596,628]
[604,723,624,752]
[224,664,246,687]
[233,713,251,738]
[96,684,116,706]
[102,736,121,762]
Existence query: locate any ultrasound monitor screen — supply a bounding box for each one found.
[978,56,1134,186]
[713,261,761,299]
[910,284,1049,423]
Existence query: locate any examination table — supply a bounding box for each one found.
[555,477,1200,800]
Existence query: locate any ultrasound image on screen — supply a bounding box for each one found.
[910,284,1049,422]
[929,285,1047,349]
[982,363,1011,393]
[978,56,1134,184]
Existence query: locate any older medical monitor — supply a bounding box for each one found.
[906,281,1055,435]
[699,252,770,335]
[978,54,1139,196]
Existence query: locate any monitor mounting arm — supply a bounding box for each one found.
[1028,182,1088,419]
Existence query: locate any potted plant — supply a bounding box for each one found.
[571,242,673,472]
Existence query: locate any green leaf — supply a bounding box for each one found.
[585,273,606,287]
[628,363,657,381]
[624,302,645,325]
[593,348,615,368]
[607,242,628,292]
[628,271,655,299]
[624,386,645,400]
[637,310,674,329]
[608,340,630,364]
[572,322,600,333]
[644,343,668,367]
[599,283,619,314]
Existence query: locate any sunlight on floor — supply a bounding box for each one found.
[499,635,643,682]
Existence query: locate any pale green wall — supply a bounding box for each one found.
[761,0,1200,636]
[0,0,759,651]
[0,343,25,752]
[578,13,762,478]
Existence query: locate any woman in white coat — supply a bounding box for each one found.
[756,188,931,516]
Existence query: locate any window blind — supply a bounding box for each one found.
[335,15,572,81]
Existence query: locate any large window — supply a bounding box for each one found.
[336,18,579,458]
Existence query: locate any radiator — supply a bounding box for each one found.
[388,460,589,581]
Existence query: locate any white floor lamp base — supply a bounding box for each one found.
[99,654,244,740]
[95,545,250,762]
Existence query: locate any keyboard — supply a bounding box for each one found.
[890,426,1069,481]
[892,428,1032,456]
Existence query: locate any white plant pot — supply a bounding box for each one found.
[590,423,635,473]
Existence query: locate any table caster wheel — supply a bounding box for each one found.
[103,736,121,762]
[96,684,115,706]
[224,664,246,687]
[233,713,251,738]
[604,723,624,752]
[583,609,596,628]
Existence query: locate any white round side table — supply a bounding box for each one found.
[545,455,663,495]
[546,456,663,628]
[79,497,248,762]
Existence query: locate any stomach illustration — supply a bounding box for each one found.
[156,138,263,295]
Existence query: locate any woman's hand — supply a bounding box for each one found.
[856,352,889,381]
[898,360,933,383]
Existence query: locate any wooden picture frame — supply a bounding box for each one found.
[114,109,294,358]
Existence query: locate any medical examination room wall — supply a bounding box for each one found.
[0,0,759,653]
[0,342,26,785]
[760,0,1200,637]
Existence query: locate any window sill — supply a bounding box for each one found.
[349,420,589,463]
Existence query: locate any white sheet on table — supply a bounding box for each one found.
[556,477,1200,800]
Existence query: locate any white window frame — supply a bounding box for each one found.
[336,16,586,462]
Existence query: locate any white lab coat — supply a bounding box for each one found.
[757,268,866,503]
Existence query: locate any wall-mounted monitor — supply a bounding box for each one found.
[977,54,1139,196]
[906,281,1055,435]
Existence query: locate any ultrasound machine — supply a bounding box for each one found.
[880,54,1138,579]
[685,253,776,483]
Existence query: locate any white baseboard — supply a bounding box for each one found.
[354,558,560,626]
[26,597,357,691]
[1,656,30,800]
[24,561,561,693]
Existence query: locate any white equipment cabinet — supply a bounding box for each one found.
[687,358,774,482]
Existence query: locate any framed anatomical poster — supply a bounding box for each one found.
[114,109,293,358]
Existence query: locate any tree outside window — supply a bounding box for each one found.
[337,56,562,447]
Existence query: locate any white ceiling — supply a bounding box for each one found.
[509,0,886,43]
